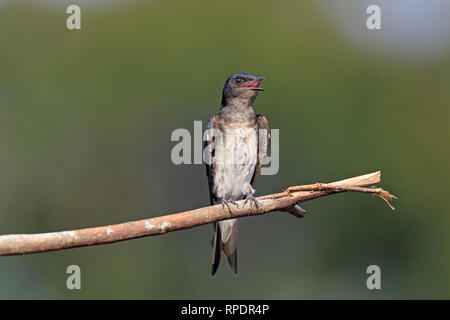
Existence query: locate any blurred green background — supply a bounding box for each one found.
[0,0,449,299]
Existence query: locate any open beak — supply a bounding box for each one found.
[242,76,265,91]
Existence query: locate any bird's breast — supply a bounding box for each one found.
[212,125,258,201]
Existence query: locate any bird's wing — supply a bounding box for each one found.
[205,115,224,275]
[205,115,218,206]
[251,114,270,186]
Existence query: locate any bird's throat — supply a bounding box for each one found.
[219,102,255,123]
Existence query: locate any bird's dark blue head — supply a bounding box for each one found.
[221,73,264,107]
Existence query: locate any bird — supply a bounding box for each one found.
[204,73,270,276]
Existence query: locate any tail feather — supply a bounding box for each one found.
[222,221,238,274]
[211,222,222,276]
[211,219,238,275]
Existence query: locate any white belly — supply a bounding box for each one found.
[212,127,257,201]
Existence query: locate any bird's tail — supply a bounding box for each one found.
[211,219,238,276]
[211,222,222,275]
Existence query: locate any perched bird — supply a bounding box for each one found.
[204,73,270,275]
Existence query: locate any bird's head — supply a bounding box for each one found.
[221,73,264,107]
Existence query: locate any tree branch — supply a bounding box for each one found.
[0,171,396,256]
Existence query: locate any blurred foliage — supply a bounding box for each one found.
[0,0,449,299]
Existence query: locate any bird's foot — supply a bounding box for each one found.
[221,199,239,216]
[244,194,259,215]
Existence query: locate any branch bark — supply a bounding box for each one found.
[0,171,396,256]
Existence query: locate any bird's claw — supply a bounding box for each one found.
[221,199,239,216]
[244,195,259,215]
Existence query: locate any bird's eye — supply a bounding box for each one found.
[235,77,242,84]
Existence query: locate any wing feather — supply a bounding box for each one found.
[205,115,218,205]
[250,114,270,185]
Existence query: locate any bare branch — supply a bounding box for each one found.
[0,171,396,256]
